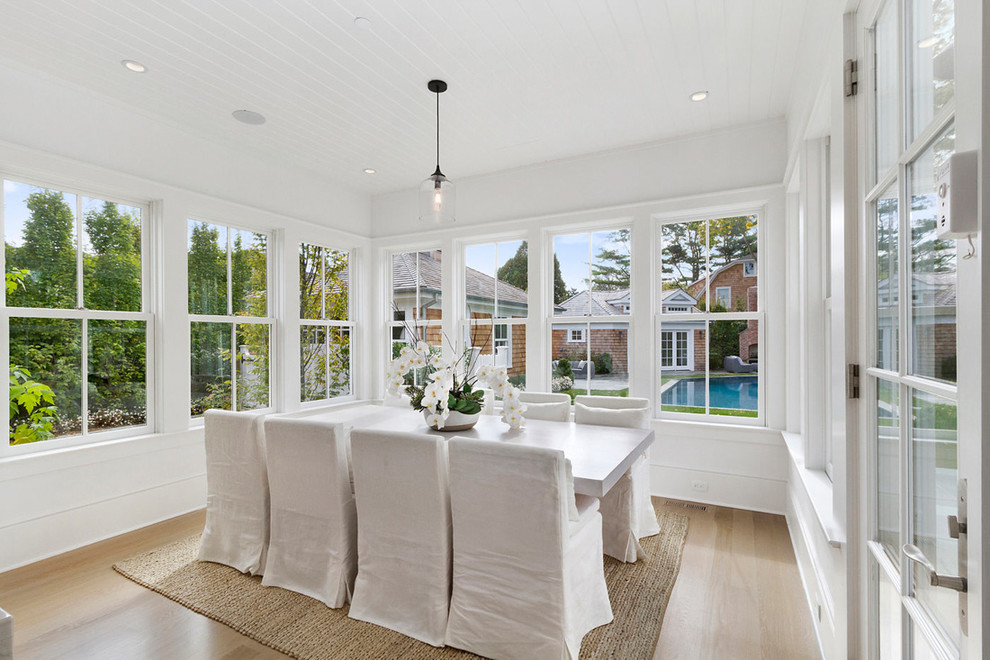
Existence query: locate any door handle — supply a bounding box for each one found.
[902,544,967,592]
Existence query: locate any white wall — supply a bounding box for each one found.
[372,119,788,238]
[0,135,372,573]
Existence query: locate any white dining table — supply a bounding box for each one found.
[303,404,654,498]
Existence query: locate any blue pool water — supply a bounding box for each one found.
[661,375,758,411]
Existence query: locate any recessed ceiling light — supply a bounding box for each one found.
[353,16,372,30]
[690,90,709,102]
[232,109,266,125]
[121,59,147,73]
[918,36,938,48]
[363,168,377,174]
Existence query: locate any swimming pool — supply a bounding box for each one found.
[660,375,758,411]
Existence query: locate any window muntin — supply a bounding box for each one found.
[551,228,631,399]
[658,215,761,421]
[4,179,150,446]
[300,243,353,402]
[464,240,527,395]
[188,220,271,416]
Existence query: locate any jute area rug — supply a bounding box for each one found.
[114,504,688,660]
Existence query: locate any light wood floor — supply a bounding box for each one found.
[0,500,819,659]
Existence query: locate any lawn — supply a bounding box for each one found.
[659,404,758,418]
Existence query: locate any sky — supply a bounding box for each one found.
[4,179,140,250]
[463,232,627,300]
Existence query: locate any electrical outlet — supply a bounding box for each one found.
[691,480,708,492]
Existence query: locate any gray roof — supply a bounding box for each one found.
[556,288,630,316]
[392,250,528,305]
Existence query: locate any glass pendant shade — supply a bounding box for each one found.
[419,169,456,224]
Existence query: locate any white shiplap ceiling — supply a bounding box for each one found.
[0,0,814,195]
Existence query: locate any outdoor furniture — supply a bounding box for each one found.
[519,391,571,422]
[198,410,270,576]
[444,437,613,659]
[723,355,758,373]
[348,429,452,647]
[261,418,357,608]
[574,396,658,563]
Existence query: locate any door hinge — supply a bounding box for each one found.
[844,59,858,97]
[846,363,860,399]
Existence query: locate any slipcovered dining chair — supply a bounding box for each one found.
[476,387,496,415]
[519,391,571,422]
[261,418,357,608]
[573,395,659,562]
[198,410,270,575]
[445,437,613,660]
[348,429,452,646]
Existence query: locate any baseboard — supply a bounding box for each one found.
[649,463,786,514]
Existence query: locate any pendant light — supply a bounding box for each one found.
[419,79,455,224]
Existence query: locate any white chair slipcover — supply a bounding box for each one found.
[445,437,613,660]
[348,429,452,646]
[198,409,269,575]
[261,418,357,608]
[574,396,660,562]
[519,392,571,422]
[383,392,411,407]
[475,387,496,415]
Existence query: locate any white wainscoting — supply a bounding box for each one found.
[0,430,206,573]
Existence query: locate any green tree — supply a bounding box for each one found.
[661,221,706,286]
[495,241,572,305]
[188,222,226,315]
[591,229,630,290]
[84,202,141,311]
[709,216,757,266]
[6,189,77,308]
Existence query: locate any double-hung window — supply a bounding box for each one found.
[463,239,528,394]
[300,243,353,402]
[188,220,272,416]
[388,249,444,382]
[550,228,631,399]
[657,215,761,421]
[4,179,151,447]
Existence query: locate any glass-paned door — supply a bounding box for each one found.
[865,0,968,657]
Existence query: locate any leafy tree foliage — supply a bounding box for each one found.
[299,244,351,402]
[591,229,630,290]
[495,240,573,304]
[6,190,147,443]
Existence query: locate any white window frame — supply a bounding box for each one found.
[863,0,962,654]
[188,218,275,419]
[655,210,764,426]
[299,242,355,407]
[386,248,444,386]
[567,328,585,343]
[460,237,528,397]
[548,224,633,398]
[2,175,155,454]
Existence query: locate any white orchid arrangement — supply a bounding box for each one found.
[386,340,526,430]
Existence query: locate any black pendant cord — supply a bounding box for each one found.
[435,89,440,172]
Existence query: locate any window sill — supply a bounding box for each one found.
[782,431,844,548]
